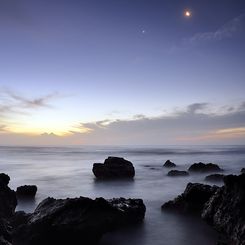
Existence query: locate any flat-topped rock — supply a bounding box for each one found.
[162,183,218,213]
[163,160,176,168]
[167,170,189,177]
[16,185,37,198]
[188,162,222,173]
[202,174,245,245]
[13,196,146,245]
[93,157,135,179]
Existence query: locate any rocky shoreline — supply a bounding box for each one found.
[0,156,244,244]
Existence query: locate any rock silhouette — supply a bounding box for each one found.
[13,197,146,245]
[188,162,221,173]
[163,160,176,168]
[93,157,135,179]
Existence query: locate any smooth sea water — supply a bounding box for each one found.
[1,145,245,245]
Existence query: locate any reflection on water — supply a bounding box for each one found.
[1,145,244,244]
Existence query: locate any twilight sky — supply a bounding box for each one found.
[0,0,245,145]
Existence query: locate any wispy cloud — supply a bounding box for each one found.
[63,101,245,145]
[1,101,245,145]
[4,89,57,109]
[0,88,58,116]
[186,13,245,45]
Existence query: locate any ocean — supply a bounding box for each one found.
[0,145,244,245]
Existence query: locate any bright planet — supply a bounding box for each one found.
[185,10,191,17]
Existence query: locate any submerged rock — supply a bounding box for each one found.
[163,160,176,168]
[162,183,218,213]
[202,174,245,245]
[16,185,37,198]
[167,170,189,176]
[205,174,225,182]
[13,196,145,245]
[93,157,135,179]
[188,162,222,173]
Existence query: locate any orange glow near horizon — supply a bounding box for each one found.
[2,123,92,137]
[177,127,245,142]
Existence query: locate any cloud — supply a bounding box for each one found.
[64,102,245,145]
[185,13,245,45]
[0,125,8,132]
[186,103,208,114]
[1,102,245,145]
[4,89,57,109]
[0,88,58,118]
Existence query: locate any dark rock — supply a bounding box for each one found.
[0,177,17,219]
[16,185,37,198]
[13,196,145,245]
[0,218,12,245]
[163,160,176,168]
[93,157,135,179]
[0,173,10,188]
[241,168,245,174]
[202,174,245,245]
[188,162,222,173]
[162,183,218,213]
[167,170,189,177]
[205,174,225,182]
[10,211,31,229]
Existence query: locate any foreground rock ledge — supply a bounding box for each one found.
[162,183,218,213]
[162,174,245,245]
[13,196,146,245]
[202,174,245,245]
[93,156,135,179]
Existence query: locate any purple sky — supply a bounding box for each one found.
[0,0,245,145]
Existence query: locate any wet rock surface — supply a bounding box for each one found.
[93,157,135,179]
[202,174,245,245]
[13,196,146,245]
[162,183,218,213]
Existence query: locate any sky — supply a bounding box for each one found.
[0,0,245,145]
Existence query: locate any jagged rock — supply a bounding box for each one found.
[202,174,245,245]
[241,168,245,174]
[16,185,37,198]
[13,196,145,245]
[167,170,189,176]
[188,162,222,173]
[205,174,225,182]
[163,160,176,168]
[0,174,17,218]
[10,211,31,229]
[0,218,12,245]
[93,157,135,179]
[0,174,10,188]
[162,183,218,213]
